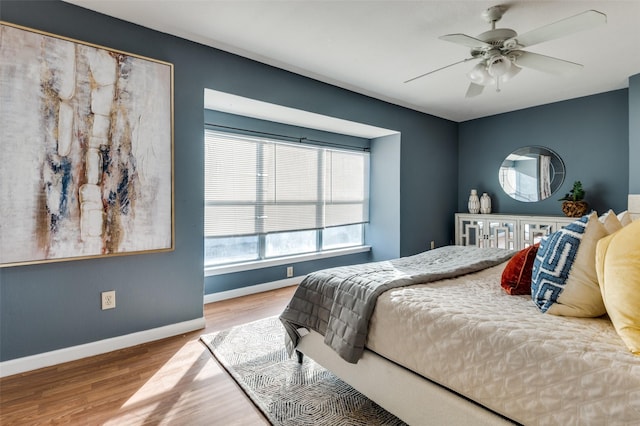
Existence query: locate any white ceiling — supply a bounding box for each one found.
[64,1,640,122]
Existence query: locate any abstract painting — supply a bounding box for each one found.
[0,22,174,267]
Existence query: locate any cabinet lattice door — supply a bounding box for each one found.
[455,213,574,251]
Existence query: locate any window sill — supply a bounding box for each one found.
[204,245,371,277]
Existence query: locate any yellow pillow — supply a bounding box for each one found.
[596,219,640,354]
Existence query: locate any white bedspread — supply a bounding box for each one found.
[367,262,640,425]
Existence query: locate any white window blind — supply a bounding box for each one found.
[205,130,369,238]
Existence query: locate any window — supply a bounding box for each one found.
[204,129,369,267]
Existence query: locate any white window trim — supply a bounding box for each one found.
[205,245,371,277]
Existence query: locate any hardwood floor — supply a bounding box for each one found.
[0,285,297,425]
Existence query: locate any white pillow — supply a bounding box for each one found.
[599,209,624,234]
[617,210,633,226]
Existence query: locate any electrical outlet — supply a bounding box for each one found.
[286,266,294,278]
[101,290,116,310]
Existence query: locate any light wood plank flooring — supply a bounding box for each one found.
[0,285,297,425]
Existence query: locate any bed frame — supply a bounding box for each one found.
[296,330,516,426]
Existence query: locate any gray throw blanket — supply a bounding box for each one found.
[280,245,515,363]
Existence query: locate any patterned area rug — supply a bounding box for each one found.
[200,316,405,425]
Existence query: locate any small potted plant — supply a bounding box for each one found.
[558,180,588,217]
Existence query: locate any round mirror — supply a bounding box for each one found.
[499,146,565,202]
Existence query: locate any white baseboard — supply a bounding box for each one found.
[204,276,299,304]
[0,317,205,378]
[1,277,299,378]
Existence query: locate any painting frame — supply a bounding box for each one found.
[0,21,174,268]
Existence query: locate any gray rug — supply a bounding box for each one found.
[200,316,405,425]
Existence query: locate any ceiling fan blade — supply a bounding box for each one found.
[465,82,484,98]
[404,57,476,83]
[439,33,492,49]
[514,51,583,76]
[506,10,606,48]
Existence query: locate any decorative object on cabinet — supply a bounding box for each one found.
[559,180,589,217]
[468,189,480,213]
[480,192,492,214]
[499,146,565,202]
[455,213,574,250]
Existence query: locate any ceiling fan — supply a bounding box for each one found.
[405,5,607,97]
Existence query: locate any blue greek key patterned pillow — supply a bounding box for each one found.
[531,213,608,316]
[531,216,587,313]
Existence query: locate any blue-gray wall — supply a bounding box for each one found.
[0,1,633,364]
[0,1,458,361]
[458,90,630,216]
[368,134,402,261]
[204,110,372,150]
[630,74,640,193]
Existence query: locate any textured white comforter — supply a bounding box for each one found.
[367,263,640,425]
[281,246,514,363]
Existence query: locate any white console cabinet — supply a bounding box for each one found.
[455,213,575,250]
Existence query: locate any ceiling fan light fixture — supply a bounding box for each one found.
[487,54,511,77]
[468,62,494,86]
[502,63,522,82]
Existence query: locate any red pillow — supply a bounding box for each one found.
[501,243,540,295]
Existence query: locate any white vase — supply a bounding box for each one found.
[480,192,492,214]
[468,189,480,214]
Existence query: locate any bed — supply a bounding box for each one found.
[280,211,640,425]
